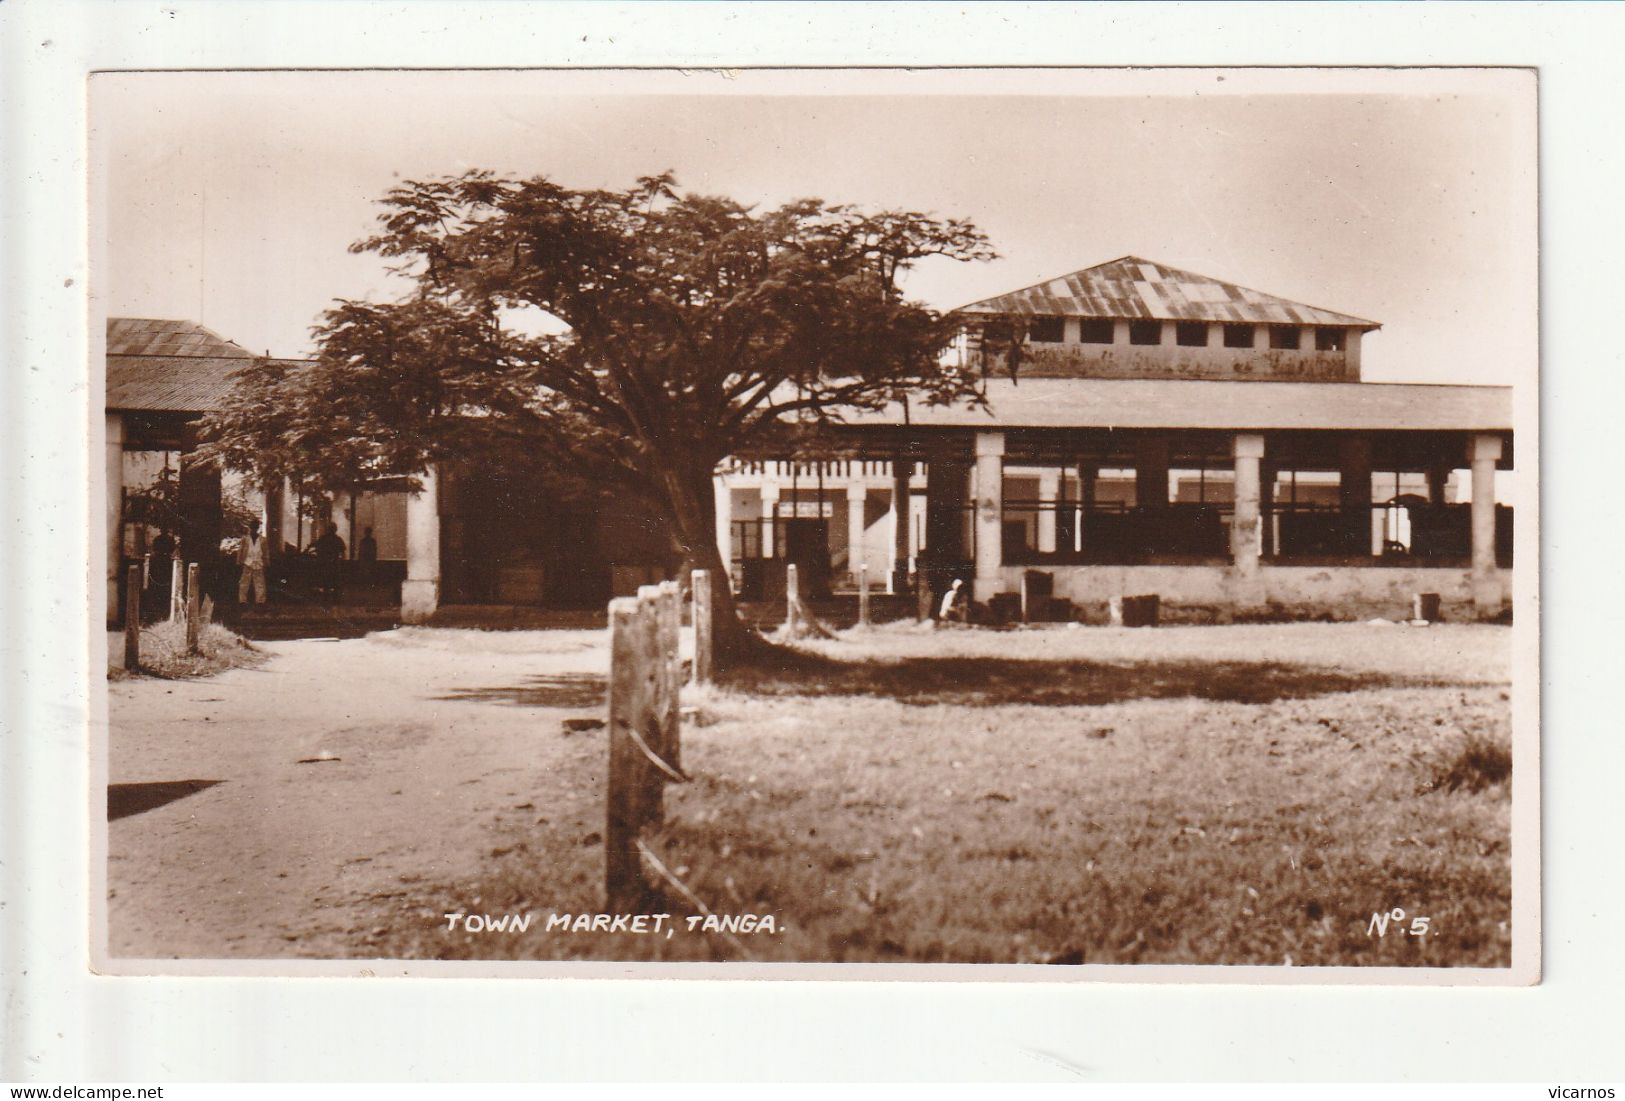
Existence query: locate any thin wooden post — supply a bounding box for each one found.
[606,596,651,907]
[916,570,932,622]
[785,562,800,637]
[185,563,201,655]
[858,563,871,628]
[656,580,681,773]
[169,558,185,622]
[691,569,713,685]
[123,564,141,671]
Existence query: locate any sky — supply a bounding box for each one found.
[94,68,1535,385]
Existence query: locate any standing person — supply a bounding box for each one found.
[357,526,379,588]
[238,520,269,607]
[312,521,347,606]
[150,527,176,565]
[149,527,176,616]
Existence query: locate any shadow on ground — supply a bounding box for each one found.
[436,674,606,709]
[107,779,223,821]
[721,654,1454,707]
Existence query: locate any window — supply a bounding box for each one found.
[979,321,1014,349]
[1176,321,1208,347]
[1223,323,1254,348]
[1129,320,1162,346]
[1027,316,1065,343]
[1315,326,1347,352]
[1269,326,1301,350]
[1079,318,1114,344]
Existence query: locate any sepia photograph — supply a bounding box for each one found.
[91,66,1537,980]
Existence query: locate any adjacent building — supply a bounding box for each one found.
[104,318,409,620]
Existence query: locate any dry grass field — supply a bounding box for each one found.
[106,619,265,680]
[383,623,1514,968]
[105,620,1512,968]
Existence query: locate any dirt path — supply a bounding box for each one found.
[105,628,615,959]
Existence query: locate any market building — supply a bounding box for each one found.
[711,257,1514,621]
[104,255,1515,625]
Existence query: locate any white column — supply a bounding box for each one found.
[910,492,926,568]
[106,413,124,621]
[846,481,868,584]
[712,474,732,575]
[1077,463,1095,552]
[1036,469,1059,554]
[1231,433,1266,606]
[887,466,904,593]
[277,475,294,552]
[1470,434,1504,616]
[759,482,779,559]
[259,478,281,558]
[401,464,440,624]
[973,431,1005,602]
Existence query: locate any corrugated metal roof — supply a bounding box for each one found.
[106,318,303,413]
[841,378,1511,432]
[107,355,270,413]
[106,317,255,359]
[957,257,1381,330]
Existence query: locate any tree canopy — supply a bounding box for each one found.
[201,170,998,658]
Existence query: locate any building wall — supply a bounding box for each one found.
[1003,563,1509,621]
[352,491,408,560]
[854,487,891,580]
[266,485,407,559]
[999,342,1356,383]
[975,321,1362,382]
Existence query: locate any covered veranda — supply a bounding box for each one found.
[717,376,1514,621]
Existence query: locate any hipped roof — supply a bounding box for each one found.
[957,256,1381,330]
[106,318,303,414]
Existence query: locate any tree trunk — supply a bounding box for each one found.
[662,461,769,668]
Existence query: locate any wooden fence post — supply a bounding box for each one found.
[606,595,653,906]
[916,570,932,622]
[656,580,681,772]
[185,562,201,655]
[124,564,141,671]
[785,562,800,637]
[605,583,686,908]
[691,568,712,685]
[170,558,185,622]
[858,563,871,628]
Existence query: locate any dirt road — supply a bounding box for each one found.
[104,628,615,960]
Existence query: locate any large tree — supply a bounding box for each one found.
[203,171,997,662]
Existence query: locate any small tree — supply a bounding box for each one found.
[202,171,997,664]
